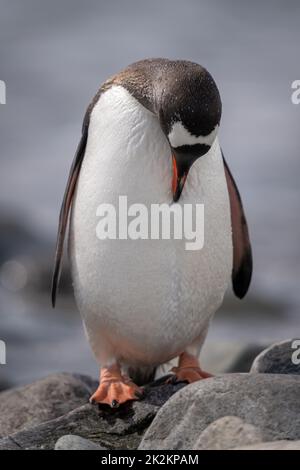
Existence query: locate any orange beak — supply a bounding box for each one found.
[172,154,188,202]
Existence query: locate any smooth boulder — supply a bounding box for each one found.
[251,339,300,375]
[55,434,105,450]
[235,440,300,450]
[194,416,264,450]
[139,374,300,450]
[0,373,96,439]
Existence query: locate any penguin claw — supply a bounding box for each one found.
[134,388,145,399]
[166,374,178,385]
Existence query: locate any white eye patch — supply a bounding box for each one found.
[168,121,218,148]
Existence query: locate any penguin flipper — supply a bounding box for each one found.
[222,152,253,299]
[51,114,89,307]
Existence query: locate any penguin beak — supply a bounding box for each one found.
[172,153,189,202]
[171,144,210,201]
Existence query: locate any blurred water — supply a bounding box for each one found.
[0,0,299,387]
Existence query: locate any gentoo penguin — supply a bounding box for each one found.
[52,58,252,407]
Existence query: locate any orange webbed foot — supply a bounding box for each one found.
[167,352,213,384]
[90,365,144,408]
[168,366,213,384]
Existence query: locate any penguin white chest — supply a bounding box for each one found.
[69,85,233,367]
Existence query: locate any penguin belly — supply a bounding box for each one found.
[69,85,233,368]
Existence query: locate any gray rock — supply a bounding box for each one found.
[0,374,183,450]
[55,435,105,450]
[0,373,97,438]
[0,437,22,450]
[235,440,300,450]
[251,339,300,375]
[139,374,300,450]
[194,416,264,450]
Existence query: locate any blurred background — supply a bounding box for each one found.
[0,0,299,390]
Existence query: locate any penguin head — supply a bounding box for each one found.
[104,58,222,201]
[157,62,222,201]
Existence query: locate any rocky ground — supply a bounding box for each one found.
[0,339,299,450]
